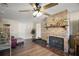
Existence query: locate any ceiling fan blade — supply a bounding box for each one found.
[43,3,58,10]
[43,12,51,16]
[2,3,8,5]
[0,3,8,7]
[19,10,33,12]
[30,3,36,9]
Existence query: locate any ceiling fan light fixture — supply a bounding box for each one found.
[33,11,38,17]
[33,11,42,17]
[36,12,42,17]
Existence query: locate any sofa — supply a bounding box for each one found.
[11,36,17,48]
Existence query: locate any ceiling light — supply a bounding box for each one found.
[36,12,42,17]
[33,11,38,17]
[33,11,42,17]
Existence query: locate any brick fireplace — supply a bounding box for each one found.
[41,10,69,53]
[46,28,69,53]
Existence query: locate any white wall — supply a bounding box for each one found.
[24,22,34,39]
[1,18,34,39]
[36,23,41,39]
[69,11,79,34]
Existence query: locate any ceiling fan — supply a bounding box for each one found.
[0,3,8,7]
[19,3,58,17]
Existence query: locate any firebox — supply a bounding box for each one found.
[49,36,64,51]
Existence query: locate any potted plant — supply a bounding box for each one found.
[31,29,36,40]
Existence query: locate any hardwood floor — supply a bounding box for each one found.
[11,39,58,56]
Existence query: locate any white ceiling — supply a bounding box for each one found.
[0,3,79,22]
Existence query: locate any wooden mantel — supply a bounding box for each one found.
[45,24,68,30]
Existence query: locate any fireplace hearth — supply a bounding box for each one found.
[49,36,64,51]
[33,39,47,46]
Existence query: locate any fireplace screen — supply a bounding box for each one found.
[49,36,64,51]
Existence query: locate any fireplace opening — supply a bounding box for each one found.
[49,36,64,51]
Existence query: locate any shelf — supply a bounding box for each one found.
[45,25,68,28]
[45,25,68,29]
